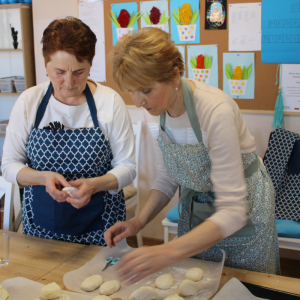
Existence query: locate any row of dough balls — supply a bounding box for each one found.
[81,275,121,298]
[131,267,204,300]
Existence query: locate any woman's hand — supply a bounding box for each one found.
[64,178,95,209]
[104,218,143,248]
[116,244,177,285]
[44,171,71,203]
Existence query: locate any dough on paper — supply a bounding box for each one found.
[92,296,112,300]
[58,295,71,300]
[62,187,78,196]
[129,286,157,300]
[99,280,121,296]
[81,275,104,291]
[0,285,9,300]
[40,282,62,300]
[178,279,199,296]
[163,294,184,300]
[186,267,204,281]
[155,274,175,289]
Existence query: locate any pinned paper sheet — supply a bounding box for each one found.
[228,3,262,51]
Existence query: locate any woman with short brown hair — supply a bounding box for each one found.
[1,17,136,245]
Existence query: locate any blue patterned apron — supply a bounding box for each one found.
[23,83,125,245]
[158,79,280,274]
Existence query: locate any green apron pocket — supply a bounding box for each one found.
[189,196,256,238]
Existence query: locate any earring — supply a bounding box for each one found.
[46,73,48,77]
[175,87,178,91]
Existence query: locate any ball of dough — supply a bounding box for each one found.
[186,267,204,282]
[40,282,62,300]
[164,294,184,300]
[178,279,199,296]
[0,285,9,300]
[99,280,121,296]
[129,286,157,300]
[81,275,104,292]
[92,296,112,300]
[62,187,78,196]
[155,274,175,289]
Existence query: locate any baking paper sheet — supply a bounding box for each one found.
[212,277,268,300]
[64,239,225,300]
[0,277,94,300]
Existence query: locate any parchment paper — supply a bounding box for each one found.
[212,278,269,300]
[0,277,94,300]
[64,239,225,300]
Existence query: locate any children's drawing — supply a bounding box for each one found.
[223,52,255,99]
[225,63,252,96]
[188,45,218,87]
[142,7,170,30]
[110,3,140,45]
[190,54,212,84]
[140,1,170,32]
[173,3,199,41]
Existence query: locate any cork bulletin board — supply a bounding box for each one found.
[88,0,299,114]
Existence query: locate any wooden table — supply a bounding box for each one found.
[1,230,300,299]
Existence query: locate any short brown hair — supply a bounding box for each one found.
[42,17,97,65]
[110,27,184,92]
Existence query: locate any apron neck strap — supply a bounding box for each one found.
[34,82,99,129]
[34,82,53,128]
[160,79,203,143]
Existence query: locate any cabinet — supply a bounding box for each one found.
[0,3,35,95]
[0,3,35,139]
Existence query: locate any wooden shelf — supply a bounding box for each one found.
[0,49,23,52]
[0,134,6,138]
[0,93,20,96]
[0,3,29,10]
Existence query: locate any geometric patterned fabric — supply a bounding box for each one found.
[263,128,300,222]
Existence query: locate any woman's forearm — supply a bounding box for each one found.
[17,167,47,187]
[89,173,119,193]
[136,189,171,229]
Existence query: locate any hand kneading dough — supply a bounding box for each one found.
[129,286,157,300]
[163,294,184,300]
[40,282,62,300]
[155,274,175,289]
[99,280,121,295]
[81,275,104,291]
[178,279,199,296]
[92,296,112,300]
[186,267,204,281]
[0,285,9,300]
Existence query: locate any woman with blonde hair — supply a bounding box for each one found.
[105,27,280,283]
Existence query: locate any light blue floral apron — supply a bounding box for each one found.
[23,82,125,245]
[158,79,280,274]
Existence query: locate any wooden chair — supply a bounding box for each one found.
[0,176,22,232]
[123,121,143,247]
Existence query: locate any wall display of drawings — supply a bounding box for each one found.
[187,45,218,88]
[170,0,200,44]
[109,2,141,46]
[140,1,170,32]
[223,53,255,99]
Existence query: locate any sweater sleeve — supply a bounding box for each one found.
[205,103,248,238]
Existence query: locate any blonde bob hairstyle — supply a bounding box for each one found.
[110,27,184,92]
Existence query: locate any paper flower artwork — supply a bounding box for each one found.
[109,9,142,40]
[190,54,212,84]
[225,63,252,96]
[143,6,170,30]
[173,3,199,41]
